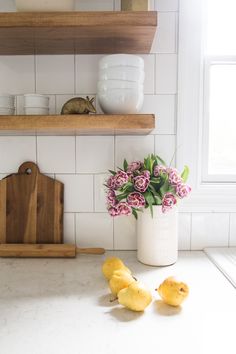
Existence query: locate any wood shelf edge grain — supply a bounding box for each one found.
[0,11,158,54]
[0,244,76,258]
[0,114,155,135]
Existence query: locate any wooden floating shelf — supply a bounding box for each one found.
[0,11,157,55]
[0,114,155,135]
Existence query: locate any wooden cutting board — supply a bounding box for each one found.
[0,161,64,244]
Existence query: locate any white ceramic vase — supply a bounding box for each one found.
[137,205,178,266]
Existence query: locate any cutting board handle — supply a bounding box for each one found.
[18,161,40,177]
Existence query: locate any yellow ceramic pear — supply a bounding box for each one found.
[109,269,136,296]
[156,277,189,307]
[102,257,131,280]
[118,281,152,312]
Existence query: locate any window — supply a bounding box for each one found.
[202,0,236,182]
[177,0,236,211]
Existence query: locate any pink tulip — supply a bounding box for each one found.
[162,192,177,213]
[127,192,146,209]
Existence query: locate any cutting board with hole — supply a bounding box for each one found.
[0,161,64,244]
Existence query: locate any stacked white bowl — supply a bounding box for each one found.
[0,94,15,115]
[97,54,145,114]
[24,94,49,115]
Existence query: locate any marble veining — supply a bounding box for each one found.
[0,251,235,354]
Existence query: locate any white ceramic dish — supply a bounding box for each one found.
[15,0,75,12]
[99,54,144,70]
[24,94,49,108]
[24,107,49,115]
[0,94,15,108]
[99,67,145,83]
[98,88,144,114]
[98,80,143,91]
[0,107,15,115]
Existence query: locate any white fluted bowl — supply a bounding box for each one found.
[99,54,144,70]
[99,66,145,83]
[98,80,143,91]
[98,88,144,114]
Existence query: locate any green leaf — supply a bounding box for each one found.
[159,175,170,196]
[144,191,155,216]
[150,177,161,184]
[154,154,167,166]
[149,203,153,217]
[181,165,190,183]
[123,159,128,172]
[108,170,116,176]
[132,208,138,220]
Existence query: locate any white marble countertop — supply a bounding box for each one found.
[0,251,235,354]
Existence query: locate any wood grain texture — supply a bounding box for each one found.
[76,248,105,255]
[0,11,157,55]
[0,114,155,135]
[0,244,76,258]
[0,162,64,244]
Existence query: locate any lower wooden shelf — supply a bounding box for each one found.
[0,114,155,135]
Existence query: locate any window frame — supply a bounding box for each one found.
[177,0,236,212]
[202,56,236,183]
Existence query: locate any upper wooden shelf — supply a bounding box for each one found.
[0,11,157,55]
[0,114,155,135]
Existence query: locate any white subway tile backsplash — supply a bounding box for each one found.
[76,0,114,11]
[191,213,229,250]
[178,213,191,250]
[155,0,179,12]
[115,135,155,168]
[37,136,76,174]
[141,94,176,134]
[140,54,155,94]
[0,4,228,251]
[0,0,15,11]
[36,55,75,94]
[76,136,114,173]
[76,55,102,94]
[114,216,137,250]
[64,213,76,244]
[0,56,35,94]
[94,174,109,212]
[0,137,36,173]
[155,54,177,94]
[155,134,176,165]
[151,12,177,53]
[56,174,93,212]
[229,213,236,246]
[76,213,113,249]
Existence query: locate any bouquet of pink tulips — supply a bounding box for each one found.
[105,154,191,219]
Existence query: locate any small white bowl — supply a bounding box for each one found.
[99,54,144,70]
[0,107,15,115]
[15,0,75,12]
[0,94,15,108]
[24,94,49,108]
[98,80,143,91]
[99,67,145,83]
[24,107,49,115]
[98,88,144,114]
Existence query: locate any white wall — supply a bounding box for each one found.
[0,0,233,250]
